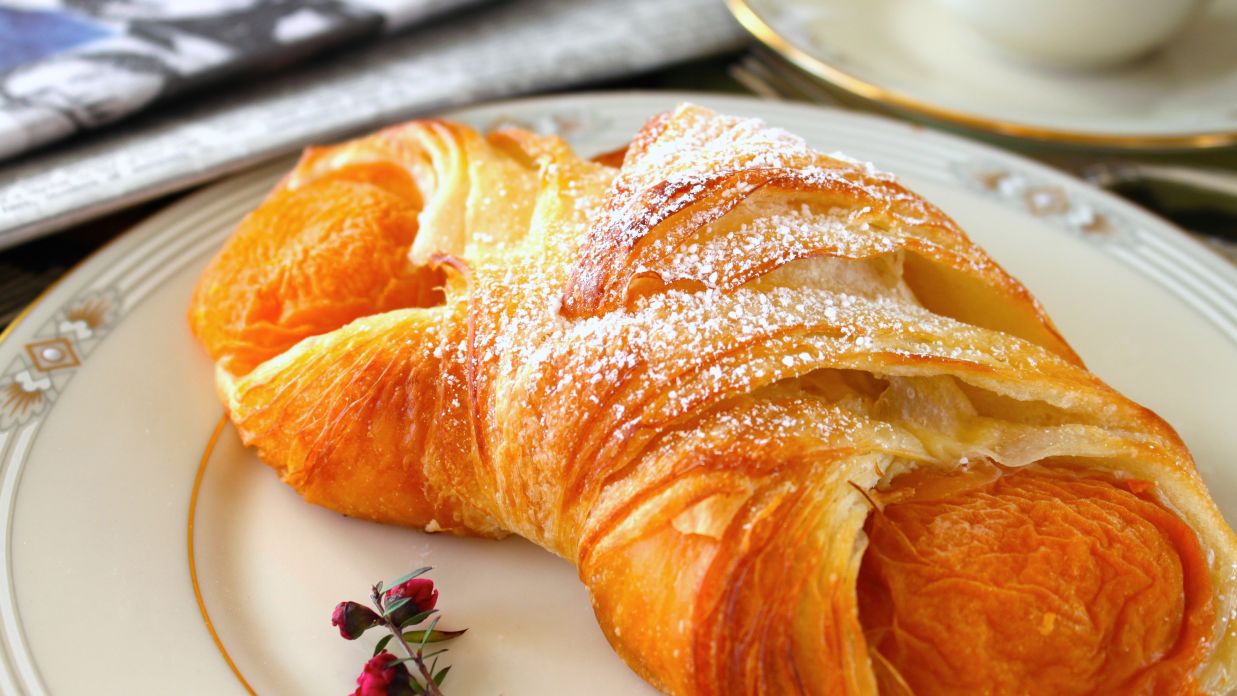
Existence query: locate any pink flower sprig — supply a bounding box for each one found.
[331,567,466,696]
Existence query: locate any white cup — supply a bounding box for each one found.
[938,0,1210,69]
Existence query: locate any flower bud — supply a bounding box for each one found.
[332,601,382,640]
[383,578,438,627]
[352,650,416,696]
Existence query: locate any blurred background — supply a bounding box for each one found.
[2,0,1235,329]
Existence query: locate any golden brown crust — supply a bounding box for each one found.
[560,107,1081,368]
[189,104,1237,694]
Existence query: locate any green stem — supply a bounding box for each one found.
[392,624,443,696]
[372,584,444,696]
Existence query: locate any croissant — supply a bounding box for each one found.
[188,104,1237,695]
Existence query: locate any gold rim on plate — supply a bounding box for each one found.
[726,0,1237,151]
[189,415,258,696]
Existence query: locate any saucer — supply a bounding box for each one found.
[729,0,1237,150]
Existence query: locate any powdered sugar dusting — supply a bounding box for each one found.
[259,105,1135,560]
[562,103,1007,317]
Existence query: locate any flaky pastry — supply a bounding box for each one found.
[189,105,1237,695]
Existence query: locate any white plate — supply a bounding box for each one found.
[0,92,1235,695]
[729,0,1237,149]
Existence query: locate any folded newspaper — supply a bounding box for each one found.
[0,0,488,162]
[0,0,747,250]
